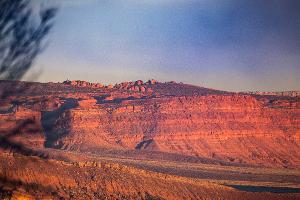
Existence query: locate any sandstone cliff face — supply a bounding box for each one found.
[50,93,300,168]
[1,80,299,168]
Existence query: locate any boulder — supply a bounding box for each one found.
[106,84,113,89]
[148,79,157,85]
[135,80,143,86]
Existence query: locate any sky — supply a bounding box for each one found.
[27,0,300,91]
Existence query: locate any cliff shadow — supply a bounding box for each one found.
[0,82,49,159]
[135,139,154,150]
[0,119,49,159]
[0,176,60,199]
[94,95,137,104]
[42,98,78,148]
[226,184,300,193]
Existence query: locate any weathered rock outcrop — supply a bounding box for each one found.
[63,80,104,88]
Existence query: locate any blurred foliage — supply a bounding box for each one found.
[0,0,57,80]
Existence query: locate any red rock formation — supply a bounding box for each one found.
[2,80,300,200]
[1,80,299,168]
[147,79,157,85]
[62,80,104,88]
[50,93,300,168]
[113,79,158,93]
[243,91,300,97]
[106,84,113,89]
[135,80,144,85]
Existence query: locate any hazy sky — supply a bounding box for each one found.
[28,0,300,91]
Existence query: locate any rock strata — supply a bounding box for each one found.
[1,80,299,168]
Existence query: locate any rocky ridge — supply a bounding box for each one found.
[0,80,299,168]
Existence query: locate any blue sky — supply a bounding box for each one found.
[28,0,300,91]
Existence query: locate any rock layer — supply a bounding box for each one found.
[51,93,300,168]
[1,80,300,168]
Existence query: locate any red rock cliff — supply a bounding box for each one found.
[51,93,300,168]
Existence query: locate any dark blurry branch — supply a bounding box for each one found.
[0,0,57,158]
[0,0,57,80]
